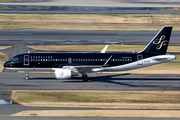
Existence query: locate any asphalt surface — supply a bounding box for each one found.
[1,0,180,14]
[0,30,179,46]
[1,0,180,7]
[1,6,180,14]
[1,73,180,91]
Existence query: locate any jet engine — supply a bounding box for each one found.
[55,68,79,79]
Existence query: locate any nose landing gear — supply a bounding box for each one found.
[25,71,29,80]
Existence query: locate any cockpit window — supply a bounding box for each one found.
[14,57,18,62]
[10,57,14,61]
[10,57,18,62]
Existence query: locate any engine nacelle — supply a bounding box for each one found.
[55,69,72,79]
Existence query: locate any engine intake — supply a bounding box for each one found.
[55,69,72,79]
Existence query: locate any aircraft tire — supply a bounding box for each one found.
[25,76,29,80]
[82,74,88,82]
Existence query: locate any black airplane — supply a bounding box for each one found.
[4,26,176,82]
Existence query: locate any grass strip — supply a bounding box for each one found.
[0,62,4,72]
[11,90,180,109]
[116,63,180,74]
[0,7,11,9]
[1,14,180,30]
[0,46,11,50]
[28,45,180,53]
[28,45,145,52]
[11,110,180,118]
[0,52,10,61]
[15,102,180,110]
[0,52,10,72]
[12,90,180,103]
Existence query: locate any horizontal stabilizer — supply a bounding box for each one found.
[153,55,176,61]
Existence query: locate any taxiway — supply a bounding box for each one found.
[0,30,179,46]
[1,73,180,91]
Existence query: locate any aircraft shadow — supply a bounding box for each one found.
[91,74,180,88]
[26,73,180,89]
[29,77,57,80]
[66,73,180,88]
[64,73,132,83]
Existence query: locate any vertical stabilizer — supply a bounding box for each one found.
[140,26,173,55]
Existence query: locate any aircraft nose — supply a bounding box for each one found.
[3,61,10,67]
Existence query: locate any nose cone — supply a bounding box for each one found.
[3,61,10,67]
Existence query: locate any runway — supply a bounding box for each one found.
[1,0,180,14]
[1,73,180,91]
[0,30,180,46]
[1,6,180,14]
[1,0,180,8]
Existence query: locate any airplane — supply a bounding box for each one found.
[3,26,176,82]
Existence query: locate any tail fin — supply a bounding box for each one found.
[140,26,173,55]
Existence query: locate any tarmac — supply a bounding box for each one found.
[0,30,180,46]
[1,73,180,91]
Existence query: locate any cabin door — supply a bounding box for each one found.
[137,55,143,65]
[24,55,29,66]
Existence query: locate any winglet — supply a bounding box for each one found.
[101,45,108,53]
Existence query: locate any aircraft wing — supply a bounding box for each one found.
[62,65,104,73]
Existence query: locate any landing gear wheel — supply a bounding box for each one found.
[82,74,88,82]
[25,71,29,80]
[25,76,29,80]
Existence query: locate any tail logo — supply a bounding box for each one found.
[153,35,168,50]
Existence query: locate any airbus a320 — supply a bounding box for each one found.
[4,26,176,82]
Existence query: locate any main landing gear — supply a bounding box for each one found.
[25,71,29,80]
[82,74,88,82]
